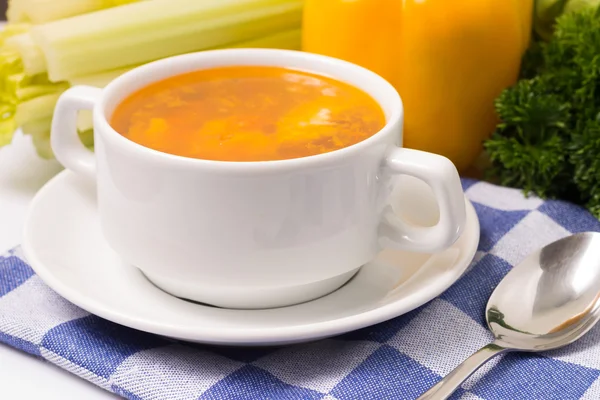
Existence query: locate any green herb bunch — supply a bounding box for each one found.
[485,6,600,217]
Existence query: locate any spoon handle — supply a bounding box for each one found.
[417,342,508,400]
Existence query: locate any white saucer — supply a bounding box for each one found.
[22,171,479,346]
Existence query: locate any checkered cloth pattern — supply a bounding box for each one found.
[2,179,600,400]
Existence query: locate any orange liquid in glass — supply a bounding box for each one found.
[110,66,386,161]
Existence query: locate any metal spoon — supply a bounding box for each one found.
[418,232,600,400]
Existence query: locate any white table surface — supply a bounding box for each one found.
[0,130,116,399]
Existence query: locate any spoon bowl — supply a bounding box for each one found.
[418,232,600,399]
[487,232,600,351]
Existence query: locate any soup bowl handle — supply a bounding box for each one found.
[51,85,103,181]
[378,148,466,253]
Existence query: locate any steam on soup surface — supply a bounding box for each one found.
[110,66,386,161]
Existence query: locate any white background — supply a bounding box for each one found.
[0,131,116,399]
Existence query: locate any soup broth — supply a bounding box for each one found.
[110,66,386,161]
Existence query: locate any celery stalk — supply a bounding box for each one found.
[77,111,93,132]
[30,0,303,81]
[0,103,17,146]
[29,128,53,158]
[14,91,63,126]
[15,79,68,101]
[67,66,134,87]
[22,116,93,159]
[0,69,68,122]
[21,116,51,135]
[5,33,47,76]
[65,28,301,87]
[0,29,67,146]
[9,0,142,24]
[0,23,31,44]
[228,28,301,50]
[20,116,52,157]
[7,0,27,22]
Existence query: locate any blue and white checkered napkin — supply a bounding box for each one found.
[2,179,600,400]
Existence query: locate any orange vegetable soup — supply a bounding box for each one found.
[110,66,386,161]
